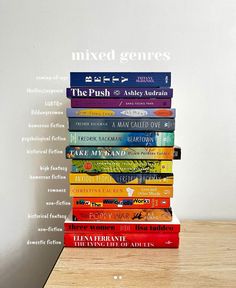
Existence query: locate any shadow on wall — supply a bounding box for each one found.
[2,99,71,288]
[30,100,71,287]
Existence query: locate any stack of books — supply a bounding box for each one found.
[64,72,181,248]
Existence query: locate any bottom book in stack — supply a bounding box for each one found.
[64,213,180,248]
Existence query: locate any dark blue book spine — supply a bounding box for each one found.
[70,72,171,87]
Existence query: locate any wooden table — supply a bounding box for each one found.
[45,221,236,288]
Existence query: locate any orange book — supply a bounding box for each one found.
[72,208,172,222]
[70,184,173,198]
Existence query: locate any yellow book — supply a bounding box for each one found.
[69,173,174,185]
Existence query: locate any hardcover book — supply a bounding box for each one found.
[72,207,173,222]
[72,197,170,209]
[70,72,171,87]
[66,87,173,98]
[64,233,179,248]
[64,213,180,233]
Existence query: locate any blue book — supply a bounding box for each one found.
[66,108,176,118]
[69,131,174,146]
[70,72,171,87]
[68,118,175,132]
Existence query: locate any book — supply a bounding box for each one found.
[71,159,172,173]
[66,108,176,118]
[64,232,179,248]
[72,207,172,222]
[68,118,175,132]
[69,173,174,185]
[66,87,173,98]
[70,98,171,108]
[70,184,173,197]
[72,197,170,209]
[66,147,179,160]
[70,72,171,87]
[69,131,175,146]
[64,212,180,233]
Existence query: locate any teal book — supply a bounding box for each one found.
[68,132,174,147]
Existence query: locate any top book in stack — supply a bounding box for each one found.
[70,72,171,87]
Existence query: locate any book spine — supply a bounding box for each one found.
[72,208,172,222]
[67,108,176,118]
[71,98,171,108]
[66,147,176,160]
[69,131,175,147]
[64,222,180,233]
[67,87,173,98]
[70,72,171,87]
[64,233,179,248]
[68,118,175,132]
[71,160,172,173]
[69,184,173,197]
[69,173,174,185]
[72,197,170,209]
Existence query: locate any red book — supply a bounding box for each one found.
[64,232,179,248]
[64,213,180,233]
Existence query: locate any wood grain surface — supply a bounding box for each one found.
[45,221,236,288]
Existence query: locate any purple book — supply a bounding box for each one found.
[70,98,171,108]
[66,87,173,98]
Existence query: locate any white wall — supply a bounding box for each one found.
[0,0,236,287]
